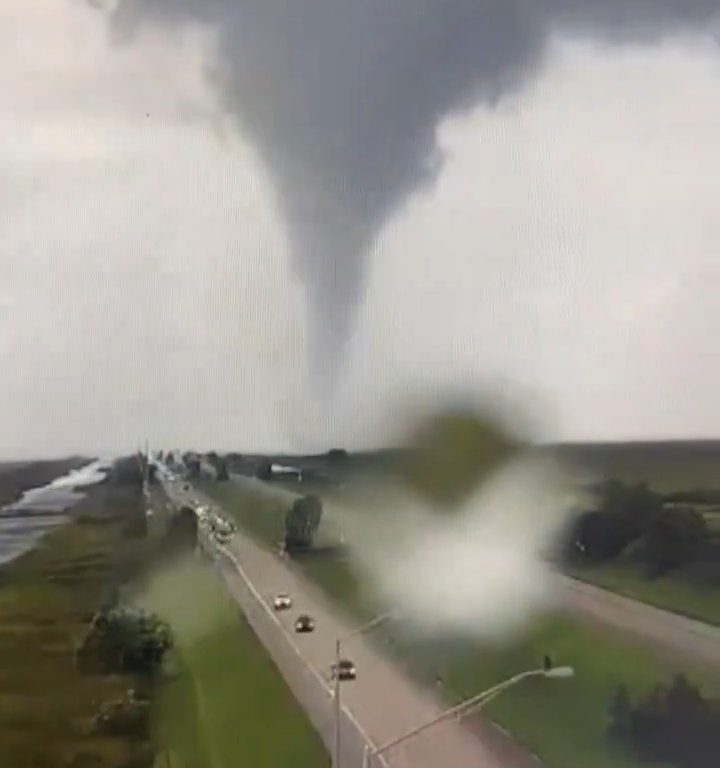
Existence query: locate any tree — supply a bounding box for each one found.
[565,481,663,564]
[167,506,198,551]
[256,461,273,481]
[608,685,632,741]
[216,459,229,482]
[284,495,322,552]
[608,676,719,768]
[642,508,707,577]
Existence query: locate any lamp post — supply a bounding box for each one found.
[333,611,395,768]
[362,665,574,768]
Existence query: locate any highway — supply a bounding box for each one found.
[161,470,719,768]
[163,477,539,768]
[556,574,720,669]
[227,471,720,669]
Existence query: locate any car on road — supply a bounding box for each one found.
[294,614,315,633]
[273,593,292,611]
[331,659,357,681]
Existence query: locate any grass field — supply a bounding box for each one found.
[0,479,154,768]
[199,479,289,547]
[295,553,719,768]
[141,559,328,768]
[201,477,719,768]
[553,441,720,494]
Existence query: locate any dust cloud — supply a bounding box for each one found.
[342,453,575,641]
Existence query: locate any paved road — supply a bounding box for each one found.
[164,478,537,768]
[228,472,720,669]
[556,575,720,669]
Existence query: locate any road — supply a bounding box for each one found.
[164,478,539,768]
[556,574,720,669]
[229,472,720,668]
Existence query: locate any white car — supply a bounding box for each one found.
[273,593,292,611]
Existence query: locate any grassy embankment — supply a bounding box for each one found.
[0,461,327,768]
[202,476,719,768]
[140,558,328,768]
[0,467,154,768]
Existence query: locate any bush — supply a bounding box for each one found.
[76,606,173,675]
[641,508,708,577]
[561,482,705,570]
[607,676,719,768]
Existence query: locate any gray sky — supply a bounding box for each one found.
[2,1,719,458]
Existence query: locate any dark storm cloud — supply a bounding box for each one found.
[106,0,720,387]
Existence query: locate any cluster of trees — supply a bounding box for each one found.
[564,481,708,576]
[182,453,201,478]
[608,675,719,768]
[256,461,273,481]
[284,495,322,553]
[664,488,720,505]
[205,452,229,482]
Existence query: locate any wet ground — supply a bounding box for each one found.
[0,460,110,564]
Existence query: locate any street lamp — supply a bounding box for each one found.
[333,611,395,768]
[362,665,575,767]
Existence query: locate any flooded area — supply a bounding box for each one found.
[0,460,111,565]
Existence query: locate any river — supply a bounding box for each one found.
[0,459,111,565]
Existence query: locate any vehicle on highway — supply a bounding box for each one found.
[273,593,292,611]
[215,532,230,545]
[294,614,315,633]
[331,659,357,681]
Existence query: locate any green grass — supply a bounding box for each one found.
[199,480,287,548]
[554,441,720,494]
[198,477,720,768]
[296,554,719,768]
[568,563,720,626]
[141,559,327,768]
[0,483,153,768]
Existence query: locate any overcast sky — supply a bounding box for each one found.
[2,1,719,458]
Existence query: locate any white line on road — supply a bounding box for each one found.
[215,540,390,768]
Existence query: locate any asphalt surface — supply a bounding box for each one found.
[556,574,720,669]
[162,472,719,768]
[163,478,532,768]
[231,471,720,668]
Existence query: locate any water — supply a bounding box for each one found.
[0,460,111,565]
